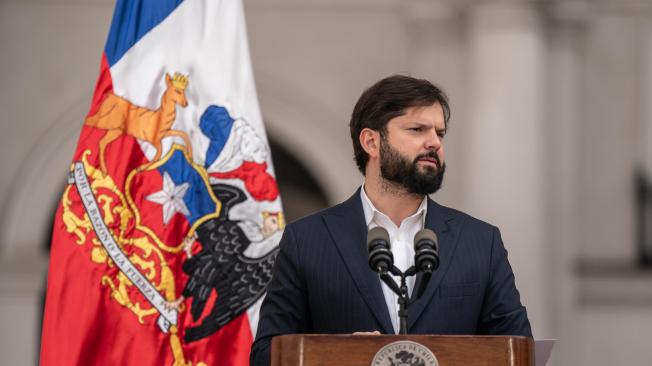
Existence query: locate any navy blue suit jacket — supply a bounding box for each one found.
[251,191,531,365]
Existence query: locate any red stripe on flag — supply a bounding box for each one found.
[180,313,254,366]
[41,129,153,365]
[87,53,113,117]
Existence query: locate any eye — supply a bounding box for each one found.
[409,127,422,132]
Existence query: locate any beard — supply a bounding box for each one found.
[379,139,445,195]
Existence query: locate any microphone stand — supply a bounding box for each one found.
[380,265,417,335]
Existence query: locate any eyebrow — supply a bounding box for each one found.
[406,121,447,133]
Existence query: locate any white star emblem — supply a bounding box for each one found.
[146,172,191,224]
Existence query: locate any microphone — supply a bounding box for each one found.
[367,226,393,273]
[367,227,402,295]
[413,229,439,299]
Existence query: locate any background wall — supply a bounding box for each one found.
[1,0,651,365]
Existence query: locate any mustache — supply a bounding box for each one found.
[414,152,442,168]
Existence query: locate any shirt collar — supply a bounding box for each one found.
[360,185,428,229]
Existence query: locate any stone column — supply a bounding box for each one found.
[637,12,652,264]
[546,2,591,364]
[400,0,470,208]
[463,0,550,337]
[640,19,652,197]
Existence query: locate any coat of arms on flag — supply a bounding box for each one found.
[41,1,283,365]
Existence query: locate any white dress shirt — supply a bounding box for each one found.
[360,186,427,334]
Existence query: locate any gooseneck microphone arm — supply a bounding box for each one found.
[381,267,411,334]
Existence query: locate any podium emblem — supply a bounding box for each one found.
[371,340,439,366]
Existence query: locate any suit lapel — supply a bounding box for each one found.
[408,198,459,330]
[322,191,394,334]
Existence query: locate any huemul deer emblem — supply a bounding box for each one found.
[85,72,193,174]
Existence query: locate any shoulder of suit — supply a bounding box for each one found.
[283,203,342,230]
[429,199,498,232]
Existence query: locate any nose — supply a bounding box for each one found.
[424,130,442,151]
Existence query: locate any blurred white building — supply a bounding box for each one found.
[1,0,651,365]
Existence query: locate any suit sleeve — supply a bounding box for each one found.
[250,225,310,366]
[478,226,533,337]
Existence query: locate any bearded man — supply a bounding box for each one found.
[250,75,532,366]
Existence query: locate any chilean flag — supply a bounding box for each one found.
[40,1,283,365]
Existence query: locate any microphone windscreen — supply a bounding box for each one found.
[414,228,439,298]
[414,229,438,250]
[367,226,393,273]
[367,226,390,249]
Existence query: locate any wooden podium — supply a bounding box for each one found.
[271,334,534,366]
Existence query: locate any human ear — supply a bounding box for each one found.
[360,128,380,158]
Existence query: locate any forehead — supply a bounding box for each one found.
[388,103,446,128]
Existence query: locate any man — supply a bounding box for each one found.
[250,75,532,365]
